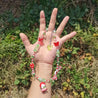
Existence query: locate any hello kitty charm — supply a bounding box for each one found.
[40,82,47,92]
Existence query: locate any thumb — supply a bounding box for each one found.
[19,33,31,47]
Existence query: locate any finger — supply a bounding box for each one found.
[20,33,31,47]
[60,31,76,45]
[48,8,58,31]
[40,10,46,32]
[56,16,69,37]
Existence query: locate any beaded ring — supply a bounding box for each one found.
[29,30,62,92]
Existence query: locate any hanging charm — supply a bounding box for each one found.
[40,82,47,92]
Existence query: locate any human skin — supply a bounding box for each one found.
[20,8,76,98]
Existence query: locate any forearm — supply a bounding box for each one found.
[27,63,52,98]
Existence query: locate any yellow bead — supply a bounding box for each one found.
[47,45,53,51]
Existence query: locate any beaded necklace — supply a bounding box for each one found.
[29,30,62,92]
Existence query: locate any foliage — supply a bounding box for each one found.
[0,0,98,97]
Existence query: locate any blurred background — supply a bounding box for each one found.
[0,0,98,98]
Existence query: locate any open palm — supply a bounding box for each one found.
[20,8,76,65]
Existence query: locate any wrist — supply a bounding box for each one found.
[35,62,52,79]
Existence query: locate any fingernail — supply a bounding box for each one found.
[72,31,77,35]
[54,8,58,11]
[40,10,45,17]
[66,16,69,19]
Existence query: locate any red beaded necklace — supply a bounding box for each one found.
[29,30,62,92]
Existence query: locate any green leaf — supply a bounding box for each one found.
[15,30,20,34]
[62,82,69,87]
[80,79,85,84]
[20,63,25,69]
[84,84,90,89]
[75,85,80,90]
[22,80,28,86]
[14,79,20,85]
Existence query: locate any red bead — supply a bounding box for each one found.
[30,63,34,68]
[54,41,59,47]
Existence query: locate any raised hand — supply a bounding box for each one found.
[20,8,76,65]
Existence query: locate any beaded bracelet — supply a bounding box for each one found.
[29,30,62,92]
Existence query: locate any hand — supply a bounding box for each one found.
[20,8,76,65]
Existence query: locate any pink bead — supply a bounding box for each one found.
[52,75,57,80]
